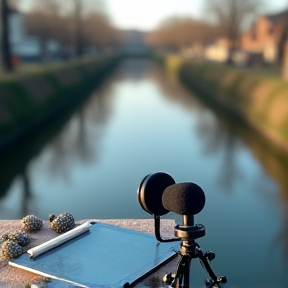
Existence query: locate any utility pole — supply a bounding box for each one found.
[0,0,13,71]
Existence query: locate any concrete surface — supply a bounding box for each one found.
[0,219,179,287]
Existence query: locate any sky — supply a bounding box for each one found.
[105,0,204,30]
[20,0,288,31]
[104,0,288,30]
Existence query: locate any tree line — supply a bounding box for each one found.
[147,0,262,57]
[25,0,122,56]
[0,0,122,71]
[147,0,288,79]
[147,17,221,52]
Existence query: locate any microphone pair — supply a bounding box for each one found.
[137,172,206,218]
[137,172,227,288]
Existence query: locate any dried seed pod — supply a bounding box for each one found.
[49,213,75,233]
[0,232,9,244]
[8,231,30,246]
[21,215,43,232]
[0,240,23,260]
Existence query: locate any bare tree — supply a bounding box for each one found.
[147,16,220,52]
[24,0,121,58]
[83,12,120,50]
[0,0,13,71]
[205,0,261,63]
[25,0,64,59]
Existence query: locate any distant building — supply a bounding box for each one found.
[18,36,42,61]
[241,9,288,63]
[181,43,205,59]
[204,38,230,62]
[121,30,152,56]
[7,7,61,62]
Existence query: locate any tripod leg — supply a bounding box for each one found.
[182,255,192,288]
[170,256,184,287]
[173,255,191,288]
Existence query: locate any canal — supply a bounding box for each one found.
[0,59,288,288]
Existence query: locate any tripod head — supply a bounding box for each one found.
[137,172,227,288]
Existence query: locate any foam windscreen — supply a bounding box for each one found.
[162,183,205,215]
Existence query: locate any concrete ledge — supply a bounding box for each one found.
[0,219,177,287]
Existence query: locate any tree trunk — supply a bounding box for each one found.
[1,0,13,71]
[277,15,288,80]
[74,0,83,57]
[282,39,288,81]
[75,21,83,57]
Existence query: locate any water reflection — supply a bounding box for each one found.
[274,200,288,268]
[195,111,243,192]
[44,85,113,181]
[21,169,32,216]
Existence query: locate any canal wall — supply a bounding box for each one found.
[176,58,288,154]
[0,55,121,153]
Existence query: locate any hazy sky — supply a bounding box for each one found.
[20,0,288,31]
[105,0,288,30]
[105,0,203,30]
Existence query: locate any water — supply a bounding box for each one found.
[0,59,288,287]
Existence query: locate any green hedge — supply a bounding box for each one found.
[0,55,121,137]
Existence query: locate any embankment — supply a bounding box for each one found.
[0,55,121,153]
[176,58,288,154]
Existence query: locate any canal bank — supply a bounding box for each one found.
[167,56,288,155]
[0,54,122,154]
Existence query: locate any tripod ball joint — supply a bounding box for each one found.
[163,273,176,285]
[204,251,216,261]
[205,276,228,288]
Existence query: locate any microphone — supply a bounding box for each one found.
[137,172,179,242]
[137,172,175,216]
[162,183,206,216]
[162,182,206,239]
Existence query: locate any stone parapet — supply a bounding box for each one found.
[0,219,177,287]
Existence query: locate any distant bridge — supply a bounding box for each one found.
[121,30,153,57]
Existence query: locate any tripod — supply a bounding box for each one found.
[137,172,227,288]
[163,216,227,288]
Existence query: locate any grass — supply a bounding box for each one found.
[0,55,101,82]
[185,60,282,79]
